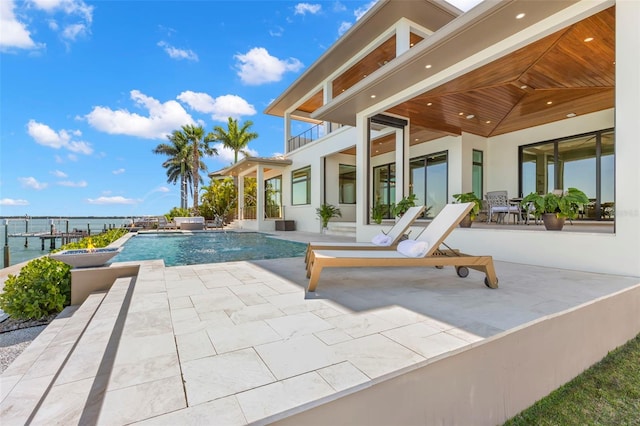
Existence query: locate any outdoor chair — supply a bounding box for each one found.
[306,203,498,292]
[486,190,521,224]
[304,205,426,265]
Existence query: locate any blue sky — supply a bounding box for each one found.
[0,0,478,217]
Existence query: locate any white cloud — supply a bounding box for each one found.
[32,0,93,44]
[157,41,198,61]
[333,2,347,12]
[354,0,377,20]
[27,120,93,154]
[61,22,88,41]
[51,169,68,178]
[57,180,87,187]
[235,47,303,86]
[19,176,48,190]
[213,143,259,164]
[87,196,138,205]
[294,3,321,15]
[269,26,284,37]
[338,21,352,36]
[177,91,256,122]
[0,0,42,51]
[156,186,170,193]
[0,198,30,206]
[112,168,125,175]
[85,90,194,139]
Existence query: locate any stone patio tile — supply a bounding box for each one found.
[310,305,345,319]
[314,328,354,345]
[22,343,74,380]
[55,344,115,385]
[383,325,470,359]
[206,320,282,354]
[324,311,400,339]
[122,309,173,338]
[261,278,302,294]
[371,305,429,326]
[181,348,275,406]
[332,334,425,379]
[115,332,176,363]
[30,376,97,425]
[317,361,370,392]
[236,372,335,424]
[168,296,192,310]
[175,330,216,362]
[199,271,245,288]
[109,352,181,391]
[98,375,186,425]
[165,280,207,298]
[0,375,54,425]
[254,335,340,380]
[230,282,278,299]
[265,312,333,339]
[133,395,247,425]
[190,288,246,315]
[0,375,20,404]
[224,303,285,325]
[128,292,169,313]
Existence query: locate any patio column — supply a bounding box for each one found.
[256,165,265,229]
[395,125,409,206]
[396,19,411,56]
[323,81,333,135]
[284,111,291,153]
[237,174,245,222]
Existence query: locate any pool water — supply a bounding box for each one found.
[112,232,307,267]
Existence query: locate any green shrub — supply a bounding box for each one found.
[55,228,128,251]
[0,257,71,320]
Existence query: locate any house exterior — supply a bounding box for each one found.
[215,0,639,278]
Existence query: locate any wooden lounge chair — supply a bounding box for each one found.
[306,202,498,292]
[304,205,427,265]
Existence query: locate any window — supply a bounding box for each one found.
[265,176,282,218]
[519,129,614,220]
[372,163,396,219]
[339,164,356,204]
[410,151,448,217]
[291,166,311,205]
[472,150,483,199]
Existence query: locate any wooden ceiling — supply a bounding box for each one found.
[341,6,615,157]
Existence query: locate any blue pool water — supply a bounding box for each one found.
[111,232,307,267]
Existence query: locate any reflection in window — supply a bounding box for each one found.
[292,166,311,205]
[472,150,483,199]
[265,176,282,218]
[339,164,356,204]
[410,151,448,217]
[373,163,395,219]
[519,129,614,220]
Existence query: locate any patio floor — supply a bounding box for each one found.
[0,229,637,425]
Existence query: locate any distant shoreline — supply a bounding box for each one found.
[2,216,134,219]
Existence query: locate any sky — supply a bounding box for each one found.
[0,0,480,218]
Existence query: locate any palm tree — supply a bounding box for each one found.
[210,117,258,164]
[153,131,192,209]
[181,124,217,213]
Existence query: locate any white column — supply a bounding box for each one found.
[396,19,411,56]
[395,127,408,204]
[284,111,291,153]
[237,175,245,224]
[355,113,369,239]
[256,166,265,230]
[323,81,333,135]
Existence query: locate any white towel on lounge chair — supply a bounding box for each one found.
[397,239,429,257]
[371,233,393,246]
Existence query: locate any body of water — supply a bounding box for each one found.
[1,217,131,268]
[113,232,306,266]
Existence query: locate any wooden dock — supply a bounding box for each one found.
[8,231,89,250]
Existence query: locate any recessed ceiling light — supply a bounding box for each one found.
[370,95,376,99]
[466,114,475,119]
[566,113,577,118]
[427,102,433,106]
[458,112,464,116]
[375,150,379,153]
[520,85,528,90]
[516,13,525,19]
[414,138,419,141]
[485,120,491,124]
[410,43,414,47]
[584,37,594,42]
[425,64,432,69]
[546,101,553,105]
[363,74,368,78]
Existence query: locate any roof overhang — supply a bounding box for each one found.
[209,157,293,178]
[264,0,463,118]
[312,0,611,126]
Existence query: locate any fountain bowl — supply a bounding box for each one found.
[50,247,122,268]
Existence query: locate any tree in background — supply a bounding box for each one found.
[182,124,218,214]
[200,177,237,223]
[211,117,258,164]
[153,131,193,209]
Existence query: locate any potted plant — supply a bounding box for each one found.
[452,192,483,227]
[521,187,589,230]
[391,193,417,218]
[316,204,342,232]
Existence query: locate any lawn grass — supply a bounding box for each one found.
[504,333,640,425]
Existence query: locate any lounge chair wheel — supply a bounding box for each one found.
[484,277,499,289]
[435,265,444,269]
[456,266,469,278]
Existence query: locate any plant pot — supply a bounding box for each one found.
[50,247,122,268]
[459,215,472,228]
[542,213,565,231]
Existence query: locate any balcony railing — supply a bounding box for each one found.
[287,123,323,153]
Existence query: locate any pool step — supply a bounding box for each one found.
[325,221,356,237]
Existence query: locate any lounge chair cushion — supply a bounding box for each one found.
[397,239,429,257]
[371,233,393,246]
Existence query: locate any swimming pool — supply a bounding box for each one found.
[112,232,307,267]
